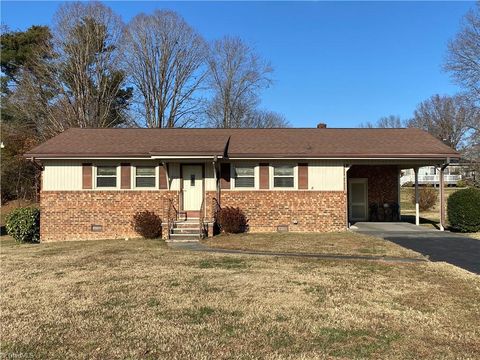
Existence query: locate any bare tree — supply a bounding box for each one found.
[407,94,478,150]
[8,2,132,139]
[49,2,131,132]
[445,2,480,103]
[242,110,289,128]
[360,115,404,128]
[207,36,273,128]
[123,10,208,128]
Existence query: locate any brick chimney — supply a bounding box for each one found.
[317,123,327,129]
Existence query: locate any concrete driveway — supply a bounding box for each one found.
[352,222,480,274]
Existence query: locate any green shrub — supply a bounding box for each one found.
[132,211,162,238]
[5,207,40,243]
[448,188,480,232]
[411,187,437,211]
[217,207,248,234]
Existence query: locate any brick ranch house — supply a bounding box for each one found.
[24,126,459,242]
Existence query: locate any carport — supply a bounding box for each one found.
[346,158,457,231]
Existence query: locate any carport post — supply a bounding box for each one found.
[439,164,448,231]
[414,167,420,226]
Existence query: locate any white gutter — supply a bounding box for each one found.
[33,155,222,160]
[227,157,457,160]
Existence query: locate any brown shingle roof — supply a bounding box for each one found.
[24,127,460,159]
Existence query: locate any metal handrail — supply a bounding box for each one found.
[199,197,205,239]
[212,197,222,221]
[167,198,178,240]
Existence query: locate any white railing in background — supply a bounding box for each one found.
[400,174,462,186]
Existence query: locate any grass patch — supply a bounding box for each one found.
[147,298,161,307]
[267,327,295,350]
[316,327,400,358]
[185,306,215,324]
[203,232,423,259]
[198,257,249,269]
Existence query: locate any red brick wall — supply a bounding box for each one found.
[40,191,179,242]
[348,165,399,205]
[208,190,346,233]
[41,188,347,242]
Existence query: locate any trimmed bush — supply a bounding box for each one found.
[132,211,162,238]
[448,188,480,232]
[5,207,40,243]
[411,187,437,211]
[217,207,248,234]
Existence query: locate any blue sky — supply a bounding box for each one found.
[1,1,474,127]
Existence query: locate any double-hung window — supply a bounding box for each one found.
[96,166,117,188]
[273,165,294,188]
[135,166,156,188]
[234,165,255,188]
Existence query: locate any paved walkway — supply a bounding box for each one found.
[167,241,427,263]
[352,222,480,274]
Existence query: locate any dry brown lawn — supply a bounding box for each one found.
[1,237,479,359]
[203,232,424,259]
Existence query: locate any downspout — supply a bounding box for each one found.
[344,164,351,229]
[29,157,43,171]
[29,157,44,203]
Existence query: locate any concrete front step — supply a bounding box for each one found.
[168,233,201,241]
[172,228,201,234]
[175,221,200,229]
[165,238,200,243]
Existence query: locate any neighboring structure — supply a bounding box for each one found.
[25,127,459,242]
[400,162,477,187]
[401,166,462,186]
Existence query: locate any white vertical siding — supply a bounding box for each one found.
[308,161,345,191]
[43,161,83,190]
[204,162,217,191]
[41,159,345,192]
[168,163,181,190]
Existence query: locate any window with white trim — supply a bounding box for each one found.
[234,165,255,188]
[135,166,156,188]
[273,165,294,188]
[96,166,117,188]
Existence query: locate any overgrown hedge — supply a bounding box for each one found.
[5,207,40,242]
[447,188,480,232]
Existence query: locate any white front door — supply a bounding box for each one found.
[348,178,368,222]
[182,165,203,211]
